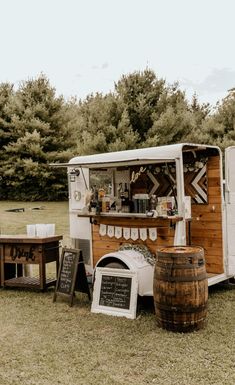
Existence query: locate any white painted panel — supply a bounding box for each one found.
[227,206,235,225]
[69,167,89,211]
[70,214,91,240]
[225,147,235,191]
[228,262,235,276]
[69,212,93,265]
[225,147,235,275]
[184,196,191,219]
[227,192,235,205]
[227,224,235,254]
[96,250,154,296]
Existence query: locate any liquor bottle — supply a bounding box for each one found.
[117,183,123,199]
[150,194,157,211]
[91,188,99,214]
[120,190,126,207]
[121,183,130,213]
[123,183,129,201]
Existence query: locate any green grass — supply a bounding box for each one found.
[0,201,70,246]
[0,201,235,385]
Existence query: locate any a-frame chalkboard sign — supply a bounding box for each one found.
[53,248,91,306]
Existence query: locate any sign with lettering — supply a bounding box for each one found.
[4,244,40,263]
[130,166,146,184]
[53,248,90,306]
[91,268,138,319]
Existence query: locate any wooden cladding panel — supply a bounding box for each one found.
[206,177,221,187]
[191,155,224,274]
[92,219,175,267]
[190,221,223,231]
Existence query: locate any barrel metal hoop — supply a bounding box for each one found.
[157,253,204,260]
[156,261,205,269]
[155,302,208,313]
[155,273,207,282]
[158,246,204,255]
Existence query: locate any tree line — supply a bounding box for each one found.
[0,70,234,200]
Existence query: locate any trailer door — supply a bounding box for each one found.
[225,146,235,275]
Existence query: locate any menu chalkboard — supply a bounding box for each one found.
[53,248,90,306]
[57,250,78,295]
[99,275,132,309]
[91,268,138,319]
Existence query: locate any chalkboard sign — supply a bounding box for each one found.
[99,275,132,309]
[53,248,90,306]
[91,268,138,319]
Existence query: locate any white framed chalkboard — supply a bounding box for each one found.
[91,268,138,319]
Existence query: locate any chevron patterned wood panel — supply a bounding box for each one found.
[130,163,208,204]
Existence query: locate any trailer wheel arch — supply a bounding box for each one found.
[96,257,129,269]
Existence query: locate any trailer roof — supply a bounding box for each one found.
[52,143,220,169]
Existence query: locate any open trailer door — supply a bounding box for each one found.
[225,146,235,275]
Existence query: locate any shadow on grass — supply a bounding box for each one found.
[137,295,155,315]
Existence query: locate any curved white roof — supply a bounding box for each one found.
[67,143,217,168]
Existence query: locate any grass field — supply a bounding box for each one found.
[0,201,70,246]
[0,201,235,385]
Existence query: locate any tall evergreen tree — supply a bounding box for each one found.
[114,69,165,141]
[0,82,16,199]
[0,70,219,201]
[114,70,210,147]
[0,82,15,147]
[0,75,76,200]
[75,92,139,155]
[190,90,235,151]
[213,90,235,149]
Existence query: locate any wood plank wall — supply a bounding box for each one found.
[190,155,224,273]
[92,217,175,267]
[92,154,224,274]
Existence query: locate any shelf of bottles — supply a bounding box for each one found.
[78,182,182,222]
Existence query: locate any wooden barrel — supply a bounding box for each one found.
[153,246,208,332]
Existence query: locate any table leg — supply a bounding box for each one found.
[0,245,4,287]
[39,247,46,290]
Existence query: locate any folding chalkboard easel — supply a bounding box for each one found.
[53,247,91,306]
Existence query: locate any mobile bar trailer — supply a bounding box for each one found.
[55,143,235,296]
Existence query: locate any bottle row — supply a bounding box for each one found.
[89,184,177,216]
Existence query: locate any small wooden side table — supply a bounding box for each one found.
[0,235,63,290]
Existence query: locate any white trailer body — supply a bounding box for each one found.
[63,143,235,293]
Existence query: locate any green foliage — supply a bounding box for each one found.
[145,106,195,146]
[191,91,235,152]
[74,69,211,153]
[115,69,165,139]
[0,75,76,200]
[114,71,213,147]
[75,93,139,155]
[0,82,15,147]
[1,69,235,201]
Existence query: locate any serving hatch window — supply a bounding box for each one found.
[89,169,114,194]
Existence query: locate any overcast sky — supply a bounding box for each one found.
[1,0,235,106]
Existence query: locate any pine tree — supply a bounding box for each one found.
[75,93,139,155]
[0,75,76,200]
